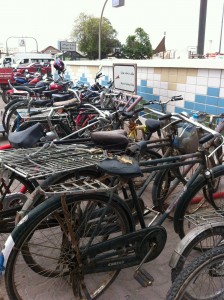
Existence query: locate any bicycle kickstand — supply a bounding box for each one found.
[133,243,155,287]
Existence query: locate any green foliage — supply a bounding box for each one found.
[122,28,153,59]
[71,13,121,60]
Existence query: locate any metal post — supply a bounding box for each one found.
[98,0,108,60]
[197,0,207,57]
[219,2,224,53]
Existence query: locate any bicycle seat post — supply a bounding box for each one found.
[128,178,146,229]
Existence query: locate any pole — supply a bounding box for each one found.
[197,0,207,57]
[98,0,108,60]
[219,2,224,53]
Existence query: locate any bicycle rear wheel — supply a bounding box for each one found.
[167,245,224,300]
[5,193,132,300]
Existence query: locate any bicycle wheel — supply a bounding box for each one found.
[167,245,224,300]
[5,100,28,133]
[151,151,221,218]
[174,165,224,239]
[152,167,181,215]
[136,148,162,190]
[171,224,224,282]
[5,193,132,300]
[0,172,37,247]
[2,99,22,131]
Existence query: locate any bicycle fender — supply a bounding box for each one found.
[169,222,224,269]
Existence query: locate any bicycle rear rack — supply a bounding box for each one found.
[39,177,116,196]
[0,144,104,179]
[184,208,224,226]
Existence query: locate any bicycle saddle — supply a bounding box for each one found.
[145,119,161,132]
[91,130,128,150]
[98,157,142,178]
[8,122,44,148]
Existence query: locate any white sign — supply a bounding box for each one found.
[18,39,26,47]
[113,64,137,93]
[59,41,76,52]
[187,46,197,52]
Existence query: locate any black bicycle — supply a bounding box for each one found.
[1,113,224,299]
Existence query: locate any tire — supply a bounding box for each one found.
[171,224,224,282]
[5,100,28,133]
[0,173,37,248]
[2,99,23,131]
[2,90,10,104]
[174,165,224,239]
[5,193,132,300]
[167,245,224,300]
[152,152,219,218]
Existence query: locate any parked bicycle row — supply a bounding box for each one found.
[0,60,224,299]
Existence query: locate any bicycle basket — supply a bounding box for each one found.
[173,123,199,154]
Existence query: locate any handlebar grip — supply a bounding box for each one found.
[134,107,144,114]
[172,96,183,101]
[143,101,155,105]
[159,113,172,120]
[96,73,102,79]
[199,133,214,144]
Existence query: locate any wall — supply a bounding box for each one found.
[63,59,224,115]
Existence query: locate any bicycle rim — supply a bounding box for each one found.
[5,194,131,300]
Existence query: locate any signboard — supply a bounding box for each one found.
[58,41,76,52]
[112,0,125,7]
[187,46,197,53]
[18,39,26,47]
[113,64,137,93]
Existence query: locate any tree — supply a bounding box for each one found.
[71,13,121,60]
[122,28,153,59]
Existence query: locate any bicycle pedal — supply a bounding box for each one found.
[133,268,154,287]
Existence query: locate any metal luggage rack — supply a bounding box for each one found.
[17,108,68,121]
[39,177,116,196]
[184,208,224,226]
[0,144,104,180]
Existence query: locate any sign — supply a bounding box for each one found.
[112,0,125,7]
[187,46,197,53]
[18,39,26,47]
[113,64,137,93]
[58,41,76,52]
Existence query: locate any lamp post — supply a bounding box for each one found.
[98,0,125,60]
[98,0,108,60]
[219,2,224,53]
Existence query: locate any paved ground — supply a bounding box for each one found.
[0,96,180,300]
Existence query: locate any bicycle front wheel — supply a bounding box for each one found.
[5,193,132,300]
[171,224,224,283]
[174,165,224,239]
[167,245,224,300]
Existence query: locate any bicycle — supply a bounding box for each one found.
[1,113,224,299]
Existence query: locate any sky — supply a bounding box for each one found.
[0,0,224,55]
